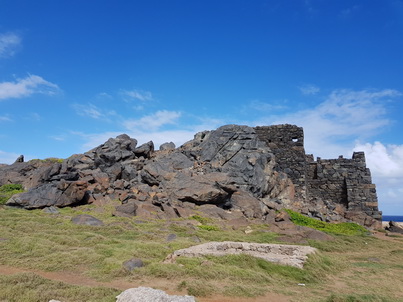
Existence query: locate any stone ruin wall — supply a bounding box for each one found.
[254,124,382,222]
[307,153,381,220]
[255,125,307,201]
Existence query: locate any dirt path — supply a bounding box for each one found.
[0,264,290,302]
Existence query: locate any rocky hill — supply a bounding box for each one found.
[0,124,382,229]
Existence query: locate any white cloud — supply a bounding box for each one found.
[73,104,103,119]
[123,110,181,131]
[0,150,20,164]
[78,128,199,153]
[353,142,403,178]
[27,112,41,121]
[353,141,403,214]
[49,135,65,142]
[0,32,21,58]
[0,75,60,100]
[299,84,320,95]
[121,89,153,101]
[75,113,223,153]
[0,115,12,122]
[259,88,401,158]
[72,103,117,120]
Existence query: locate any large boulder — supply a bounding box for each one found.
[7,180,88,209]
[385,221,403,234]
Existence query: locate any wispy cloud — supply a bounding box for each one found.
[255,88,401,158]
[121,89,153,101]
[0,115,13,122]
[24,112,41,121]
[0,75,60,100]
[353,141,403,214]
[248,99,288,111]
[123,110,181,131]
[0,150,20,164]
[299,84,320,95]
[0,32,21,58]
[73,104,103,119]
[78,129,197,152]
[49,135,66,141]
[72,103,117,120]
[74,112,224,152]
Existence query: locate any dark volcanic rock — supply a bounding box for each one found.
[114,201,138,217]
[134,141,154,158]
[385,221,403,234]
[71,214,104,226]
[14,155,24,163]
[159,142,176,151]
[122,258,144,271]
[0,124,382,229]
[7,180,88,209]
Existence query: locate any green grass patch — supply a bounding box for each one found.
[285,209,368,235]
[197,224,220,231]
[0,183,24,204]
[191,214,212,225]
[0,272,119,302]
[29,157,64,163]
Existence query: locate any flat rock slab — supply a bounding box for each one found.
[116,287,195,302]
[164,241,317,269]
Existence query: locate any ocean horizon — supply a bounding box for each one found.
[383,215,403,222]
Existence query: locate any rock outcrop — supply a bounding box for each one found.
[164,241,317,269]
[0,124,382,228]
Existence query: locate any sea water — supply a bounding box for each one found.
[383,215,403,222]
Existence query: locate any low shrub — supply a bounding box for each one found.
[0,183,24,205]
[198,225,220,231]
[285,209,368,236]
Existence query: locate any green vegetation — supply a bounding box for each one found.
[30,157,64,163]
[197,224,220,231]
[0,205,402,301]
[285,209,369,235]
[0,273,119,302]
[191,214,220,231]
[0,183,24,204]
[191,214,212,225]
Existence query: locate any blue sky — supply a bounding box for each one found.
[1,0,402,215]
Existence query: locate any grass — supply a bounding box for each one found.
[29,157,64,163]
[322,293,396,302]
[0,205,403,301]
[285,209,369,235]
[0,183,24,205]
[0,273,119,302]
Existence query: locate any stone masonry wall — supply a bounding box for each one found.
[306,152,381,220]
[255,125,307,201]
[254,125,381,223]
